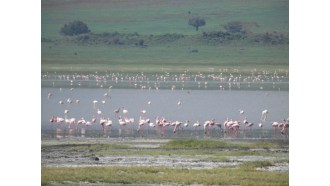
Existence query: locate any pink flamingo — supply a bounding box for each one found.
[204,119,215,137]
[138,116,150,136]
[281,119,289,137]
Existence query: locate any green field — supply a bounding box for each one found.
[41,0,289,74]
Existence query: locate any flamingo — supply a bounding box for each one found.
[113,108,120,116]
[76,117,87,134]
[193,120,201,135]
[149,122,156,128]
[100,118,108,131]
[67,98,73,104]
[138,116,150,135]
[93,100,98,109]
[239,109,244,115]
[125,117,135,133]
[65,117,76,129]
[204,119,215,137]
[118,116,127,136]
[47,92,52,99]
[91,116,97,123]
[193,120,200,128]
[49,116,65,125]
[228,122,240,138]
[184,120,190,127]
[141,110,147,115]
[177,100,181,108]
[224,119,240,138]
[281,119,289,137]
[172,121,182,133]
[243,117,254,134]
[85,121,92,126]
[105,119,113,127]
[97,109,102,116]
[261,109,269,122]
[77,117,86,126]
[156,117,165,136]
[122,108,128,115]
[271,121,280,137]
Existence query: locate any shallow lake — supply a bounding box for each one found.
[42,88,288,133]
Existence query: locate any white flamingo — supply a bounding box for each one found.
[65,117,76,129]
[172,121,182,133]
[239,109,244,115]
[47,92,52,99]
[122,108,128,115]
[100,118,108,131]
[261,109,269,122]
[93,100,98,109]
[97,109,102,116]
[138,116,150,135]
[67,98,73,104]
[85,121,92,126]
[184,120,190,127]
[193,120,201,135]
[177,100,181,108]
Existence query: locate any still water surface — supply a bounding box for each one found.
[42,88,288,132]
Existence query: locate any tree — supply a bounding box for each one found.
[188,17,206,31]
[60,20,90,36]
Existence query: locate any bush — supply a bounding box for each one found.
[60,20,90,36]
[223,21,244,33]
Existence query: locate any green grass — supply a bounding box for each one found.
[41,0,289,75]
[42,0,288,38]
[42,42,288,74]
[41,166,288,186]
[161,139,284,149]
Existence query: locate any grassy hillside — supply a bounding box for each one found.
[41,0,289,74]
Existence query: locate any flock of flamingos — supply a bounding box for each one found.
[45,71,289,139]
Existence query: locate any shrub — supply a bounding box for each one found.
[60,20,90,36]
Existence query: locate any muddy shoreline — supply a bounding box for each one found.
[42,138,288,172]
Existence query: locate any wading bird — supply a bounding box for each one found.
[260,109,269,122]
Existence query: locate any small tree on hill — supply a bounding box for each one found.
[60,20,90,36]
[188,17,206,31]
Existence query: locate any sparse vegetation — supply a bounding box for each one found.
[42,165,288,186]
